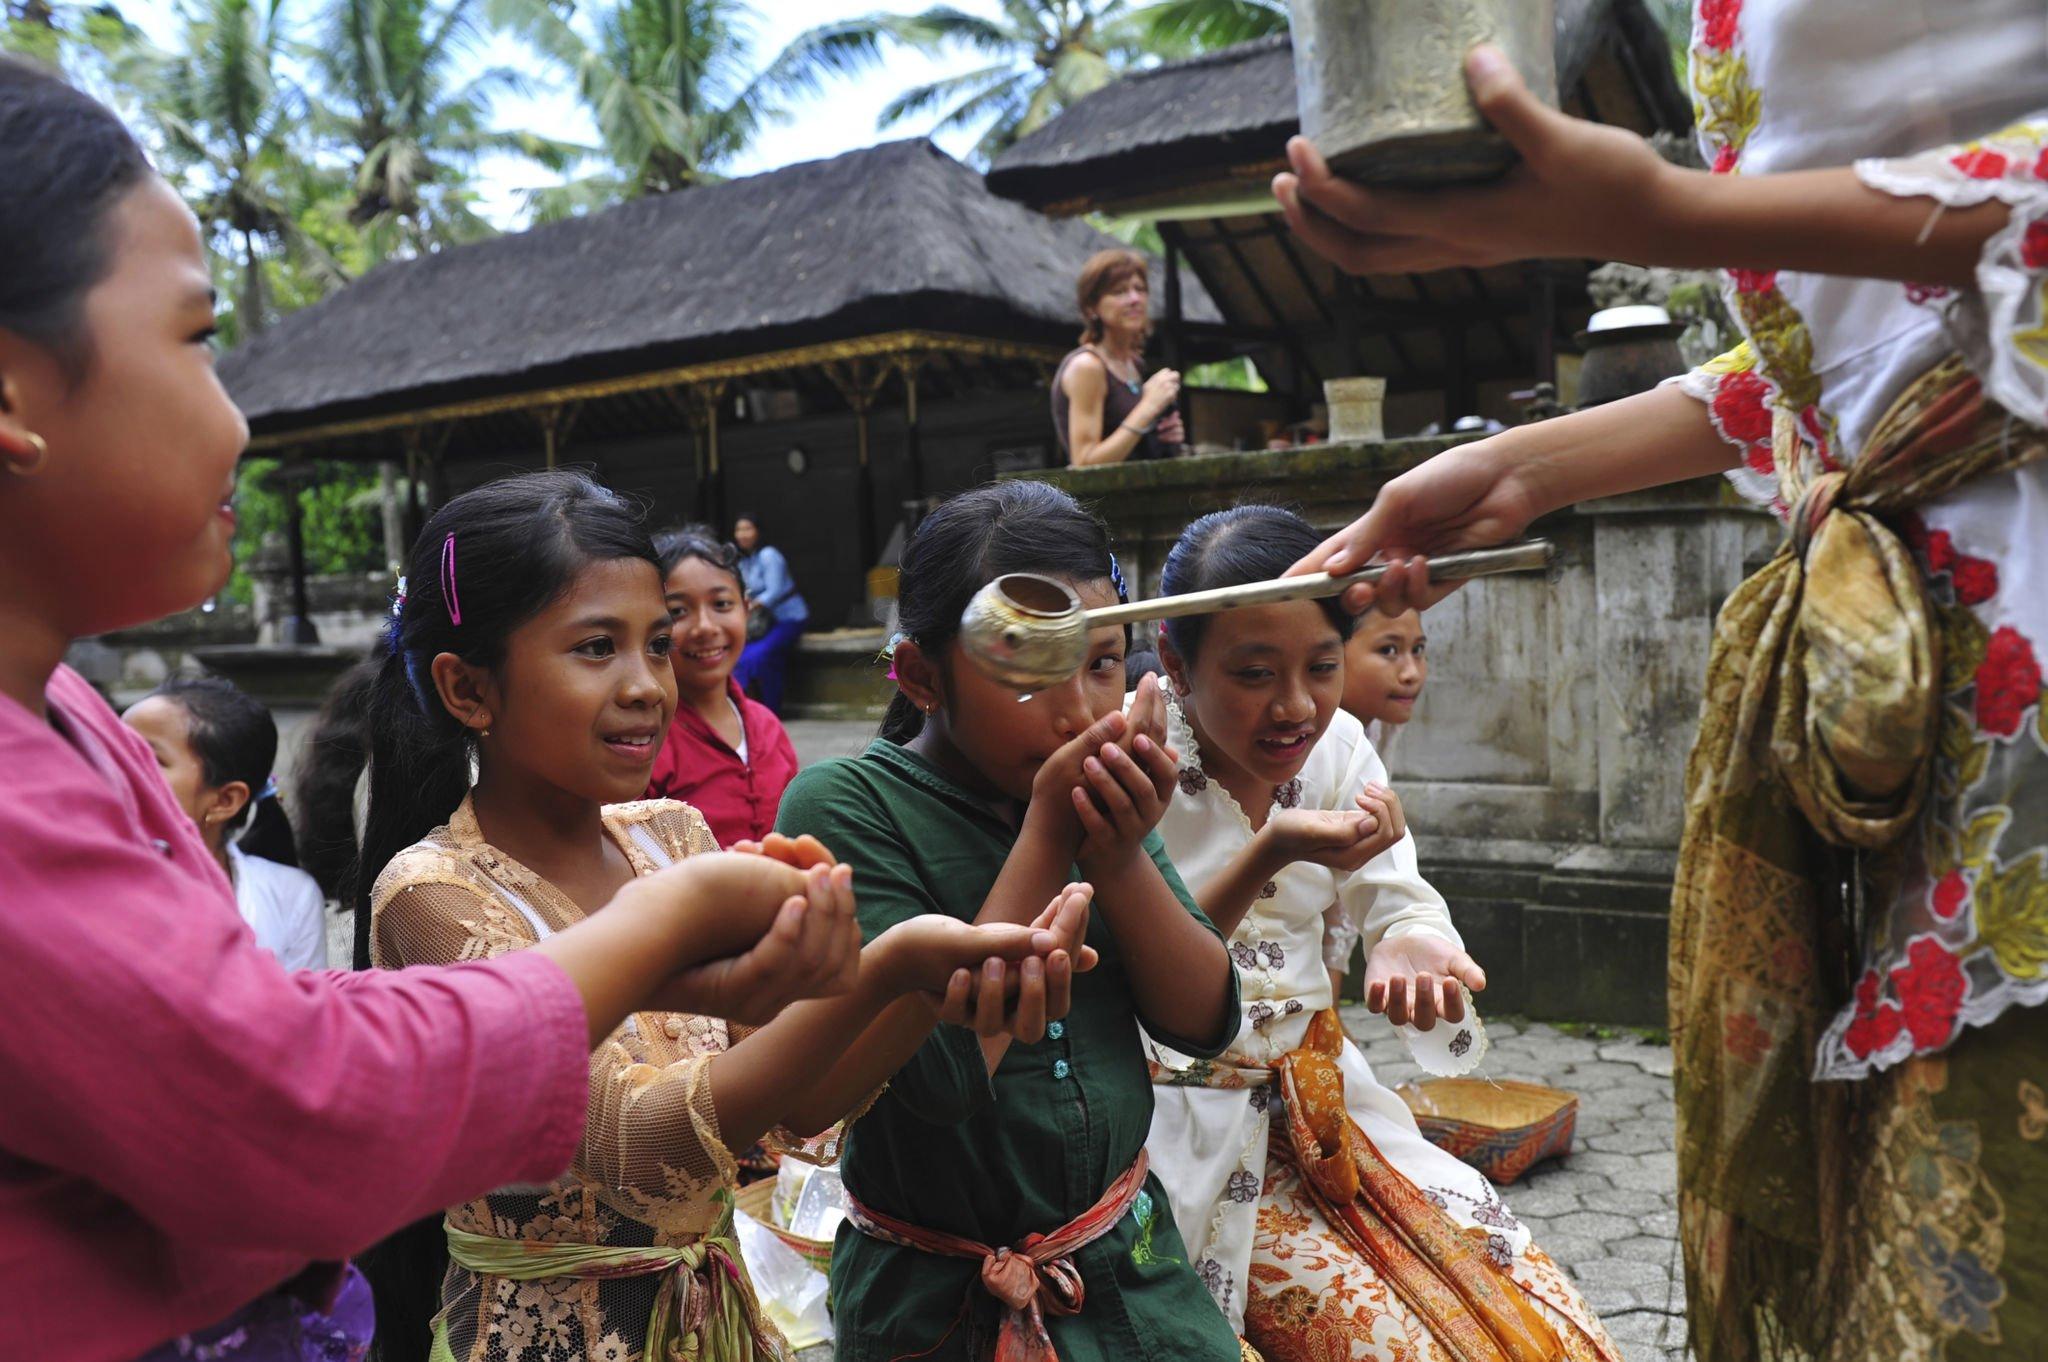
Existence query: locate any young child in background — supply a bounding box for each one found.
[359,471,1091,1362]
[1142,506,1617,1362]
[124,675,328,968]
[645,526,799,847]
[778,481,1245,1362]
[1340,604,1427,755]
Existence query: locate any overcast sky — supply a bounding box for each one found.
[122,0,1005,227]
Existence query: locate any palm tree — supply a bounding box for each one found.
[310,0,580,257]
[1131,0,1283,54]
[824,1,1160,165]
[128,0,347,337]
[490,0,886,215]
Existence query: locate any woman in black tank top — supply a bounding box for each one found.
[1053,248,1185,466]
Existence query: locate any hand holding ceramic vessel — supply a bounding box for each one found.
[1274,45,1678,277]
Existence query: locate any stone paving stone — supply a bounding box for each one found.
[1586,1125,1676,1156]
[1503,1182,1582,1219]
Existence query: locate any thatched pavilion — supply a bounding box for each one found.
[984,0,1691,435]
[219,137,1220,628]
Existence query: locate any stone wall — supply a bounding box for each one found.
[1028,438,1779,1025]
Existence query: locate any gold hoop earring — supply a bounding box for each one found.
[5,432,49,478]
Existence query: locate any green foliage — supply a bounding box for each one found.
[823,1,1166,166]
[225,458,389,602]
[1131,0,1284,55]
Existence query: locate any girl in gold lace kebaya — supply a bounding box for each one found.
[357,471,1095,1362]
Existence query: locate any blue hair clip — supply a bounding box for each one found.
[257,775,280,802]
[1108,553,1130,605]
[391,575,408,619]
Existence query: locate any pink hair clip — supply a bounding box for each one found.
[441,532,463,626]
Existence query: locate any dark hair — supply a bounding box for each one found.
[350,470,656,1361]
[655,524,743,591]
[731,511,761,532]
[881,481,1121,743]
[1124,648,1165,690]
[294,654,383,899]
[1075,247,1151,346]
[148,675,300,866]
[353,468,658,962]
[1159,506,1353,663]
[0,57,154,371]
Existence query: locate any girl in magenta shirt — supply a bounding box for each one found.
[0,58,899,1361]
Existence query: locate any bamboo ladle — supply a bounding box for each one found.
[959,540,1555,693]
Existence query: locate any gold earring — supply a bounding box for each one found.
[5,432,48,478]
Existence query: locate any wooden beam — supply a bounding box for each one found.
[244,329,1064,453]
[1189,220,1325,394]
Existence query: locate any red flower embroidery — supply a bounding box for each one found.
[2022,221,2048,271]
[1728,267,1778,295]
[1724,1012,1772,1065]
[1951,555,1998,606]
[1699,0,1740,51]
[1924,528,1957,576]
[1713,369,1774,472]
[1843,969,1904,1059]
[1904,282,1951,305]
[1974,626,2042,737]
[1713,143,1739,175]
[1931,870,1970,921]
[1889,936,1967,1051]
[1951,148,2009,180]
[2036,147,2048,180]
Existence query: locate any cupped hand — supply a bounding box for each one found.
[927,883,1098,1041]
[1363,932,1487,1032]
[654,861,861,1025]
[1272,44,1678,277]
[1261,785,1406,874]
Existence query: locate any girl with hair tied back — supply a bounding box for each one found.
[124,674,329,969]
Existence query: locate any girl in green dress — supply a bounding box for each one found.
[777,481,1246,1362]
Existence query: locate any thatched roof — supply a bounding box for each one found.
[221,138,1219,436]
[986,0,1690,215]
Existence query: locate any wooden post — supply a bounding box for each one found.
[536,402,581,471]
[898,356,926,512]
[276,454,319,645]
[824,359,895,572]
[1163,239,1185,373]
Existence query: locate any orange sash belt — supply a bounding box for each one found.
[845,1152,1150,1362]
[1277,1010,1565,1362]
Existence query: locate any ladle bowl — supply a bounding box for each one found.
[958,540,1555,693]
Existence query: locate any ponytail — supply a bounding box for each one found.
[235,788,300,867]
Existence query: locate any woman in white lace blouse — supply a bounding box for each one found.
[1277,5,2048,1358]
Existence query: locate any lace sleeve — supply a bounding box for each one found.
[1855,116,2048,425]
[1668,339,1785,512]
[369,849,524,968]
